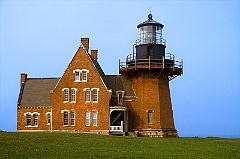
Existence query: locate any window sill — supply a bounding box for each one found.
[25,125,38,128]
[47,123,50,125]
[63,101,69,104]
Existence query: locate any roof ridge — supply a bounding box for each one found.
[27,77,60,80]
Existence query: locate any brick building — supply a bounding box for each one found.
[17,14,183,137]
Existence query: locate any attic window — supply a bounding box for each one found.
[73,69,89,82]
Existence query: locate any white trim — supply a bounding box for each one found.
[91,88,99,91]
[85,111,90,126]
[62,88,69,91]
[70,88,77,91]
[33,112,40,115]
[25,125,38,128]
[92,111,98,126]
[46,112,52,115]
[84,88,90,91]
[61,110,69,113]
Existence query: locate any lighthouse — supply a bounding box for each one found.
[119,14,183,137]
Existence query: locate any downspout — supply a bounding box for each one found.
[51,107,53,132]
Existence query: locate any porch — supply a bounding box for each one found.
[109,106,128,135]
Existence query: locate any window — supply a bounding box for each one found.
[148,110,153,124]
[46,113,51,125]
[92,112,98,126]
[70,88,76,102]
[85,89,91,102]
[92,89,98,102]
[75,71,80,81]
[62,88,69,102]
[85,112,90,126]
[63,111,68,126]
[26,114,31,126]
[118,92,123,105]
[73,69,89,82]
[33,114,38,126]
[82,71,87,81]
[70,112,75,126]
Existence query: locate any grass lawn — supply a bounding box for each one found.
[0,132,239,159]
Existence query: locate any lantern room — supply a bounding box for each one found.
[136,14,165,45]
[136,14,166,59]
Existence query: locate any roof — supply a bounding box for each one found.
[89,54,135,97]
[103,75,135,96]
[137,14,164,28]
[17,78,59,107]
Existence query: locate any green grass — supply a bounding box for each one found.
[0,132,239,159]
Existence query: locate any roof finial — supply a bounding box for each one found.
[148,8,153,20]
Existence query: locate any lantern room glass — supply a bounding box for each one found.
[138,25,163,45]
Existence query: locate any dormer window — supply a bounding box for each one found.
[117,91,125,105]
[73,69,89,82]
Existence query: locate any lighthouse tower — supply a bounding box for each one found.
[119,14,183,137]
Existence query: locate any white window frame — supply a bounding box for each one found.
[85,112,90,126]
[73,69,89,82]
[91,88,99,103]
[70,111,75,126]
[148,110,153,124]
[117,91,124,105]
[62,88,69,103]
[92,112,98,126]
[84,88,91,102]
[33,113,38,126]
[63,111,68,126]
[46,112,51,125]
[26,113,31,126]
[70,88,77,102]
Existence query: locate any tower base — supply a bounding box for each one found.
[128,129,178,138]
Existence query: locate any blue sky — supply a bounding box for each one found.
[1,0,239,138]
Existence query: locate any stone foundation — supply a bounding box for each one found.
[129,129,178,138]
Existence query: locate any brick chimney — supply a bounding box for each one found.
[20,73,27,87]
[81,38,89,53]
[91,50,98,61]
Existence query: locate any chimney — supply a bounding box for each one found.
[20,73,27,87]
[91,50,98,61]
[81,38,89,53]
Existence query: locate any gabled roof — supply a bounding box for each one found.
[103,75,135,96]
[17,78,59,107]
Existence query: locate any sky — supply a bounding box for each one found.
[0,0,240,138]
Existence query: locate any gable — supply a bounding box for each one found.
[53,45,109,93]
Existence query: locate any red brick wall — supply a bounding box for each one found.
[51,46,111,131]
[127,72,175,130]
[17,107,51,131]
